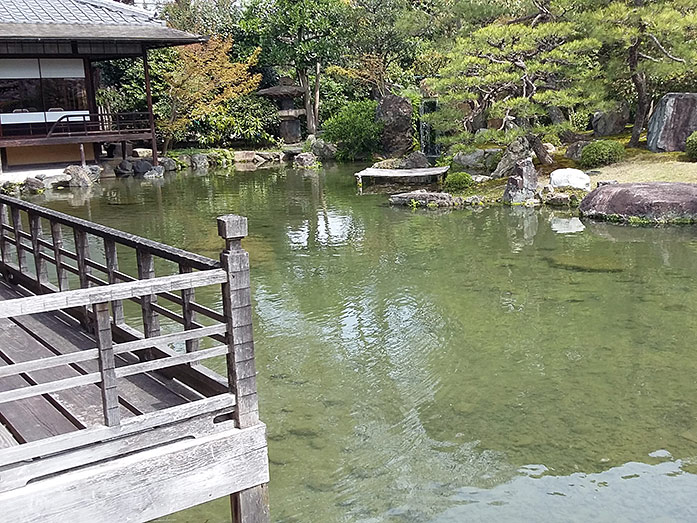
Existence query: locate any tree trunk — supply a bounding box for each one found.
[313,62,321,132]
[527,133,554,164]
[628,40,649,148]
[298,67,317,136]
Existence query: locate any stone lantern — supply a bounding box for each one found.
[257,78,306,144]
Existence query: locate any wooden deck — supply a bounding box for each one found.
[0,196,269,522]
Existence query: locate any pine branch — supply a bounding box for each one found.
[647,33,686,63]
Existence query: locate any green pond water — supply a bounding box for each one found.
[29,163,697,522]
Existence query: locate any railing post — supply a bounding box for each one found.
[93,301,120,427]
[0,203,8,266]
[136,249,160,361]
[218,215,269,523]
[50,221,69,291]
[104,239,125,325]
[73,227,92,329]
[179,264,198,354]
[28,213,48,287]
[10,207,26,273]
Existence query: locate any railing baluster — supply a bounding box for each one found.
[28,213,48,287]
[104,238,124,325]
[0,203,8,265]
[10,207,26,273]
[179,264,198,354]
[93,301,120,427]
[136,249,160,361]
[50,221,69,291]
[73,227,92,329]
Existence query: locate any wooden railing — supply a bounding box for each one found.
[47,112,151,138]
[0,195,261,468]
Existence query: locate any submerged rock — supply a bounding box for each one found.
[580,182,697,223]
[294,152,318,168]
[647,93,697,152]
[503,158,538,204]
[389,190,464,207]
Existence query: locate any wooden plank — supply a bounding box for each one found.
[0,420,18,449]
[0,426,269,523]
[232,485,271,523]
[0,269,227,318]
[115,345,229,379]
[93,302,120,427]
[0,394,235,468]
[0,195,220,271]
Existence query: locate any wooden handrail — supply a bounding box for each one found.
[0,195,220,270]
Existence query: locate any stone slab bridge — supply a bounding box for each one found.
[0,195,269,522]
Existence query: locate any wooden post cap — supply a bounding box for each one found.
[217,215,248,239]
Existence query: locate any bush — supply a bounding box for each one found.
[686,131,697,161]
[443,171,474,192]
[323,100,384,161]
[579,140,625,168]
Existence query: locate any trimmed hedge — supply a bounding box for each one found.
[444,171,474,191]
[579,140,625,168]
[686,131,697,161]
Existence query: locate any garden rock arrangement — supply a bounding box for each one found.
[294,152,319,168]
[592,106,630,136]
[550,168,591,191]
[503,158,538,204]
[309,137,338,160]
[491,137,533,178]
[647,93,697,152]
[580,182,697,223]
[452,148,503,176]
[389,190,464,207]
[565,140,591,161]
[377,94,414,157]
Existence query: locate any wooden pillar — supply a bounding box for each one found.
[142,47,159,167]
[217,215,270,523]
[93,301,120,427]
[136,248,160,361]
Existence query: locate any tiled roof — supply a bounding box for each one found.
[0,0,163,27]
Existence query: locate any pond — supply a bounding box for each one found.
[29,163,697,522]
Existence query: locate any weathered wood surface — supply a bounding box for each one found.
[0,425,269,523]
[354,166,450,179]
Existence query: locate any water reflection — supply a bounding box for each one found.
[28,165,697,522]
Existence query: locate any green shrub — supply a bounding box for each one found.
[579,140,625,168]
[444,171,474,192]
[569,110,591,132]
[323,100,384,161]
[686,131,697,161]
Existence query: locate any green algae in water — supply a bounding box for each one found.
[29,164,697,522]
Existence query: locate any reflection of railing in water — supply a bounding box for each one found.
[0,195,270,522]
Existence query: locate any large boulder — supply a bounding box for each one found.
[373,151,429,170]
[234,151,256,163]
[294,152,318,168]
[43,173,72,189]
[160,157,178,172]
[647,93,697,152]
[310,138,338,160]
[376,94,414,157]
[550,168,591,191]
[64,165,94,188]
[592,106,630,136]
[579,182,697,223]
[503,158,538,204]
[389,190,464,208]
[133,159,153,176]
[452,148,503,175]
[190,153,209,170]
[565,141,591,162]
[115,160,134,177]
[492,137,533,179]
[143,166,165,179]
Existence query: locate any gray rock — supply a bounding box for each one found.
[592,106,630,136]
[503,158,538,204]
[452,148,503,176]
[294,152,318,168]
[464,195,484,205]
[647,93,697,152]
[311,138,338,160]
[43,174,72,189]
[373,151,429,170]
[132,148,153,158]
[472,175,492,183]
[580,182,697,222]
[191,153,209,170]
[565,141,591,161]
[133,159,153,176]
[34,173,47,181]
[23,177,45,193]
[492,137,533,179]
[115,160,134,176]
[87,165,102,183]
[160,157,178,171]
[234,151,256,163]
[257,151,282,163]
[596,180,618,188]
[254,154,268,165]
[377,94,414,157]
[64,165,94,188]
[389,190,464,207]
[143,166,165,179]
[550,168,591,191]
[178,155,192,168]
[545,193,572,207]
